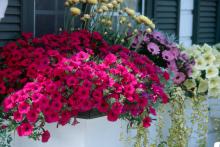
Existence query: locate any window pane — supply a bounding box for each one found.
[58,0,66,10]
[57,14,64,32]
[35,15,55,36]
[36,0,55,10]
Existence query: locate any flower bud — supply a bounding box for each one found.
[107,3,114,9]
[70,7,81,16]
[124,8,135,17]
[87,0,98,4]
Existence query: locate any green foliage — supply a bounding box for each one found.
[0,112,12,147]
[167,87,190,147]
[0,128,12,147]
[190,95,209,147]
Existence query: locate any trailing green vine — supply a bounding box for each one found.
[155,105,166,147]
[167,87,190,147]
[0,109,13,147]
[190,95,209,147]
[134,125,149,147]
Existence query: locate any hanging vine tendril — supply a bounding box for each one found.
[167,87,190,147]
[134,124,149,147]
[190,95,209,147]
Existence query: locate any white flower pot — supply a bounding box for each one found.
[11,117,128,147]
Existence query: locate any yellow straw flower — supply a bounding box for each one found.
[71,0,80,3]
[101,5,109,11]
[70,7,81,16]
[146,28,152,33]
[87,0,98,4]
[136,15,155,28]
[124,8,135,17]
[65,1,70,6]
[107,3,114,9]
[112,0,118,7]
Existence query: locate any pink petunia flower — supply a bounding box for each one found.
[143,116,152,128]
[18,101,30,114]
[27,109,39,123]
[147,43,160,55]
[42,130,50,143]
[13,111,23,122]
[16,123,33,136]
[162,50,175,61]
[104,53,117,65]
[107,110,119,122]
[173,72,186,84]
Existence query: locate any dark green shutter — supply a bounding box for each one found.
[144,0,180,37]
[153,0,180,36]
[193,0,220,44]
[0,0,21,46]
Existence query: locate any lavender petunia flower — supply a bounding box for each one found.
[179,53,189,62]
[147,43,160,55]
[173,72,186,84]
[162,50,175,61]
[152,31,165,42]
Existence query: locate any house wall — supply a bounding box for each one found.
[179,0,194,47]
[0,0,8,20]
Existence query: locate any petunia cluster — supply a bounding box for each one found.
[183,44,220,97]
[0,30,169,142]
[131,31,194,85]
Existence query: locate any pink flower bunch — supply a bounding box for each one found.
[132,31,194,84]
[1,30,169,142]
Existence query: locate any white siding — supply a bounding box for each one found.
[0,0,8,21]
[179,0,194,47]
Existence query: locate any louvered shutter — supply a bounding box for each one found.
[153,0,180,36]
[144,0,180,37]
[193,0,220,44]
[0,0,21,46]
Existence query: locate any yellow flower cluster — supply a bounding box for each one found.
[184,44,220,97]
[65,0,155,31]
[123,8,155,30]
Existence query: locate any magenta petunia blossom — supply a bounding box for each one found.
[147,42,160,55]
[17,123,33,136]
[143,116,152,128]
[1,31,169,142]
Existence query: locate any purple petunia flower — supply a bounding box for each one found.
[179,53,189,62]
[152,31,165,42]
[170,47,180,59]
[162,50,175,61]
[167,61,178,72]
[173,72,186,84]
[147,43,160,55]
